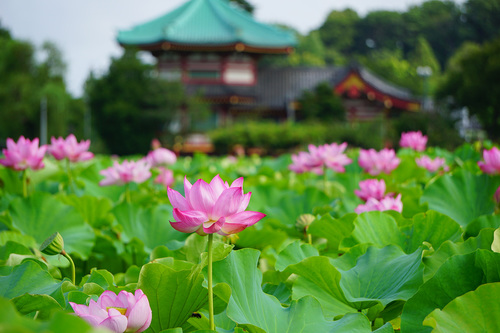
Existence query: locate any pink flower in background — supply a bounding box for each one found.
[416,156,448,172]
[0,136,47,171]
[355,179,386,201]
[155,167,174,188]
[289,142,352,174]
[399,131,427,151]
[478,147,500,174]
[48,134,94,162]
[70,289,152,333]
[99,160,151,186]
[145,147,177,167]
[289,151,323,175]
[322,142,352,172]
[168,175,266,235]
[355,194,403,214]
[358,148,400,175]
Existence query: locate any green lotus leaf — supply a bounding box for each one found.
[275,240,318,272]
[8,192,95,259]
[308,213,356,253]
[0,261,65,316]
[401,249,500,333]
[211,248,374,332]
[401,210,462,253]
[420,170,500,227]
[464,214,500,239]
[113,202,188,252]
[340,212,405,250]
[338,245,424,310]
[289,256,357,319]
[423,282,500,332]
[58,194,114,228]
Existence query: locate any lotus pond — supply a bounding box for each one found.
[1,134,500,333]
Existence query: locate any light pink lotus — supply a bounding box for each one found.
[355,194,403,214]
[358,148,400,175]
[48,134,94,162]
[415,156,448,172]
[99,160,151,186]
[168,175,266,235]
[289,151,323,175]
[155,167,174,188]
[478,147,500,174]
[0,136,47,171]
[399,131,427,151]
[145,147,177,167]
[355,179,386,201]
[289,143,352,174]
[321,142,352,172]
[70,289,152,333]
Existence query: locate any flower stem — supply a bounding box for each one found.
[323,166,328,193]
[22,169,28,198]
[66,159,77,194]
[207,233,215,330]
[125,183,131,203]
[62,250,76,285]
[307,233,312,245]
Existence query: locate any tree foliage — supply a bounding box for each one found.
[0,26,79,141]
[436,38,500,140]
[86,48,187,155]
[298,82,345,121]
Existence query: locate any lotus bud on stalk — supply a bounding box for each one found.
[40,232,76,285]
[296,214,316,244]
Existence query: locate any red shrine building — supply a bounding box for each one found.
[117,0,421,126]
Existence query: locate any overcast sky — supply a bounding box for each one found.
[0,0,465,97]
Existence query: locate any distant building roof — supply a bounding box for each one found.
[117,0,296,53]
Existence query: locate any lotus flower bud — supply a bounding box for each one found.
[40,232,64,255]
[296,214,316,233]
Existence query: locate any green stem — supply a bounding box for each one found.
[125,183,131,204]
[207,233,215,330]
[307,233,312,245]
[22,169,28,198]
[66,159,77,194]
[323,166,328,193]
[62,250,76,285]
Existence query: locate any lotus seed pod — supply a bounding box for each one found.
[40,232,64,256]
[296,214,316,232]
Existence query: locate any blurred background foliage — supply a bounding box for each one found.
[0,0,499,154]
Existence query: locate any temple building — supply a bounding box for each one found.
[117,0,421,127]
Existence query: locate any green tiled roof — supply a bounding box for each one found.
[117,0,297,48]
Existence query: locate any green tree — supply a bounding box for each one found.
[86,48,194,155]
[464,0,500,43]
[298,82,345,121]
[0,27,77,141]
[436,38,500,140]
[318,9,360,55]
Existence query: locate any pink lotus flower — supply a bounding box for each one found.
[168,175,266,236]
[0,136,47,171]
[355,194,403,214]
[145,147,177,167]
[289,151,323,175]
[155,167,174,187]
[415,156,448,172]
[358,148,400,176]
[99,160,151,186]
[70,289,152,333]
[289,143,352,174]
[48,134,94,162]
[399,131,427,151]
[478,147,500,174]
[355,179,386,201]
[321,142,352,172]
